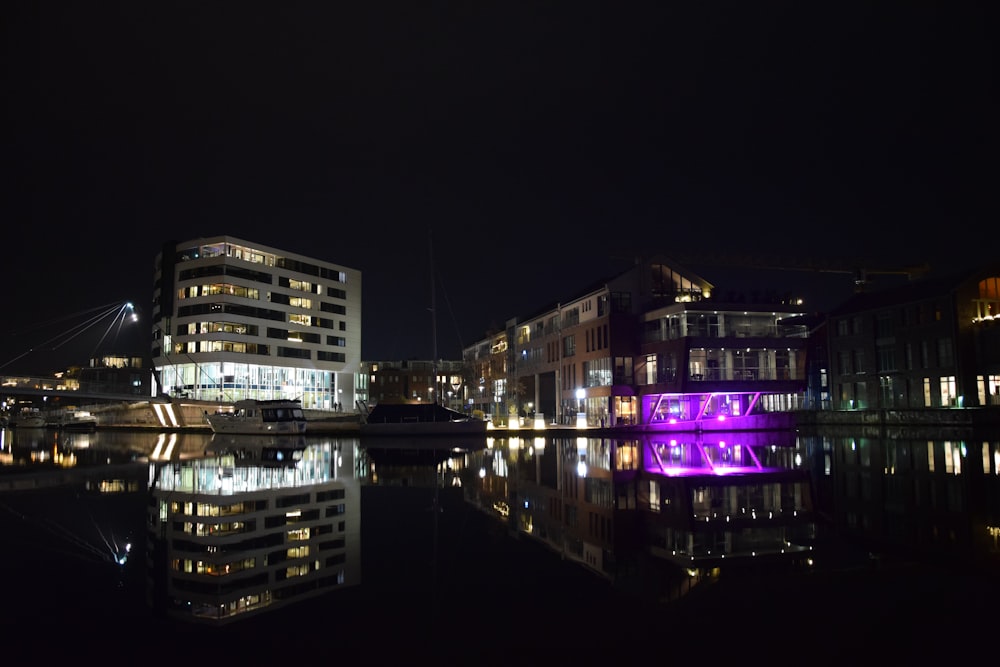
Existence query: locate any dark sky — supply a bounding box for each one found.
[2,3,994,373]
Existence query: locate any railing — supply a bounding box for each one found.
[687,368,802,381]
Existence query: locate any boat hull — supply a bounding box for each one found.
[60,420,98,432]
[13,418,47,429]
[361,402,488,437]
[207,419,308,435]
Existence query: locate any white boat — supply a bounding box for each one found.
[206,399,308,435]
[57,409,99,431]
[12,408,46,429]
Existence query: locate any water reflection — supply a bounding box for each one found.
[463,430,818,602]
[1,425,999,658]
[147,437,361,623]
[806,427,1000,567]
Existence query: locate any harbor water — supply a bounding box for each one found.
[1,425,998,663]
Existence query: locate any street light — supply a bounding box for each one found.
[576,387,586,429]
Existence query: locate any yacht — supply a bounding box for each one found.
[359,401,487,437]
[206,399,308,435]
[12,408,46,429]
[57,409,99,431]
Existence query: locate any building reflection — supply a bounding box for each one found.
[4,425,997,627]
[801,426,1000,568]
[0,425,145,476]
[463,431,817,601]
[356,434,477,488]
[146,437,361,623]
[464,426,1000,601]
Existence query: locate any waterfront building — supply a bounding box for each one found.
[827,265,1000,410]
[151,236,362,410]
[463,256,814,428]
[361,358,469,413]
[77,353,151,397]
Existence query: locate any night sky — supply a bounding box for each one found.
[2,3,994,374]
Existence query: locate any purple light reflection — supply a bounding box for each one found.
[645,435,795,477]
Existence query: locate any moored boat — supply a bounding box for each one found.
[206,399,308,435]
[57,409,99,432]
[360,401,487,437]
[359,231,488,439]
[12,408,46,429]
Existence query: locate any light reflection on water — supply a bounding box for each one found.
[1,426,998,660]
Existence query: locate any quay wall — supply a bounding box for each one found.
[78,399,362,434]
[29,400,1000,436]
[793,407,1000,429]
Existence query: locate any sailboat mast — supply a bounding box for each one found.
[430,230,438,404]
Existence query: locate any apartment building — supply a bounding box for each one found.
[827,265,1000,410]
[361,358,468,412]
[151,236,361,410]
[463,256,813,428]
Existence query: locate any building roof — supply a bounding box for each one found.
[827,266,987,316]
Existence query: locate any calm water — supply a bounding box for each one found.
[1,425,998,663]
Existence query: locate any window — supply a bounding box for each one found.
[562,335,576,357]
[613,356,633,385]
[583,358,613,387]
[937,338,954,368]
[642,354,657,385]
[974,276,1000,320]
[985,374,1000,406]
[855,381,868,409]
[610,291,631,314]
[597,294,608,317]
[839,351,851,375]
[939,376,956,406]
[877,344,895,372]
[875,312,893,337]
[852,349,865,374]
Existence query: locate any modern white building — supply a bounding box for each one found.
[151,236,362,411]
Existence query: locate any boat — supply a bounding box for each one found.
[57,409,99,432]
[206,399,308,435]
[359,230,487,438]
[360,401,487,436]
[12,408,46,429]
